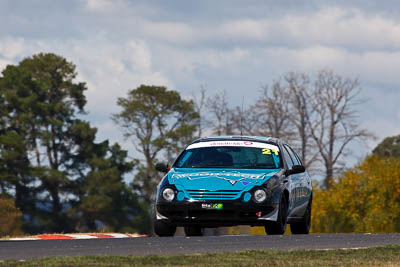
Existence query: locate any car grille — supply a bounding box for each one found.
[186,189,241,200]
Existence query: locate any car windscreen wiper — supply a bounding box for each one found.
[236,165,277,169]
[189,164,234,168]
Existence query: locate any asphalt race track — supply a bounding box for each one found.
[1,234,400,261]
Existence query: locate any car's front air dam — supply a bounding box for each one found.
[156,200,278,227]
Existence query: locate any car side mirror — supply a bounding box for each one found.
[155,163,169,173]
[286,165,305,176]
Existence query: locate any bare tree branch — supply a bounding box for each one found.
[307,70,371,188]
[206,90,235,136]
[254,81,294,140]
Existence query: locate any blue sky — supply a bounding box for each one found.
[1,0,399,159]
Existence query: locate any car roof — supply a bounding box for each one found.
[191,135,283,145]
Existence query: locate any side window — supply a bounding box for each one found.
[282,146,294,169]
[292,148,303,166]
[293,151,303,166]
[285,145,300,166]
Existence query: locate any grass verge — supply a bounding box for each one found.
[2,245,400,267]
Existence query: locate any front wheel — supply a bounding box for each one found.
[184,226,204,236]
[290,197,312,234]
[154,219,176,237]
[265,193,288,235]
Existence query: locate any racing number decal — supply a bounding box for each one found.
[262,148,279,155]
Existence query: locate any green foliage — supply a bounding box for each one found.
[71,143,139,232]
[311,155,400,233]
[0,195,22,237]
[0,53,146,234]
[0,53,88,232]
[113,85,199,204]
[373,134,400,158]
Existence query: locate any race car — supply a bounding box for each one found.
[153,136,312,236]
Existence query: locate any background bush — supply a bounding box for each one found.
[311,155,400,233]
[0,195,22,237]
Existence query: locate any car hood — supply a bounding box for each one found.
[167,168,279,200]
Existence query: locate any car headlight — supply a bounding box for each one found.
[162,188,175,201]
[253,188,267,203]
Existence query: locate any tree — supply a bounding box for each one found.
[0,131,35,225]
[254,81,294,139]
[192,86,207,138]
[206,90,235,136]
[230,104,259,136]
[285,72,318,170]
[3,53,88,232]
[0,63,40,230]
[113,85,199,204]
[373,134,400,158]
[66,122,145,233]
[0,53,143,234]
[202,71,369,186]
[308,70,370,188]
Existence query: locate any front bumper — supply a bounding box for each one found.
[156,200,279,227]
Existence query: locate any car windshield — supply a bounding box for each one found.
[174,141,281,169]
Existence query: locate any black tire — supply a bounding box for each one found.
[265,193,288,235]
[290,197,312,235]
[154,218,176,237]
[184,226,204,236]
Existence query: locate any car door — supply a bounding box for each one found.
[280,144,298,214]
[291,149,312,203]
[284,144,309,217]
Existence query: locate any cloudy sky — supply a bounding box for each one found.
[1,0,399,159]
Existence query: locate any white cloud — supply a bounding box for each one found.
[216,19,269,41]
[192,47,250,69]
[0,37,26,59]
[63,39,171,117]
[141,22,195,44]
[0,58,13,72]
[147,45,253,96]
[251,45,400,87]
[127,40,152,72]
[278,7,400,50]
[140,7,400,51]
[0,36,171,145]
[85,0,117,12]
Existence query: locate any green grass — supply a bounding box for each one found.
[2,246,400,266]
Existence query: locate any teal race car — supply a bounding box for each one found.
[154,136,312,236]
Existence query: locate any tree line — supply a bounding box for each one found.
[0,52,381,235]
